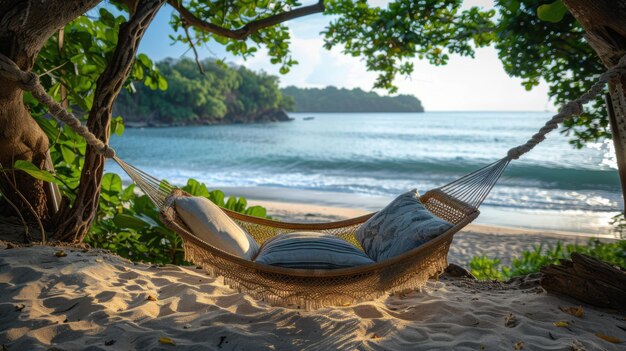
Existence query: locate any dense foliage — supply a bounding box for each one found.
[87,175,267,264]
[23,8,164,198]
[114,58,293,125]
[281,86,424,112]
[322,0,496,92]
[9,9,271,263]
[469,239,626,280]
[493,0,607,148]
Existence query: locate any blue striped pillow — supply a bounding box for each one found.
[254,232,375,269]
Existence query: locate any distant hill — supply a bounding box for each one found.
[114,58,293,127]
[281,86,424,113]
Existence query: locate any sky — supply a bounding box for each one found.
[138,0,555,112]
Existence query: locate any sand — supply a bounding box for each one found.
[1,244,625,350]
[1,201,624,350]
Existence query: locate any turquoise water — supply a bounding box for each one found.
[108,112,623,234]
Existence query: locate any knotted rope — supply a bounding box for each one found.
[0,53,116,158]
[506,55,626,160]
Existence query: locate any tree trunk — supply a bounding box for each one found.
[54,0,165,242]
[0,83,50,222]
[0,0,101,228]
[563,0,626,205]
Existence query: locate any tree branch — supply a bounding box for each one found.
[167,0,325,40]
[182,21,205,74]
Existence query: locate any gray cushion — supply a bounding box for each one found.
[175,196,259,260]
[356,189,453,261]
[254,232,374,269]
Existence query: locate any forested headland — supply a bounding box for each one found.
[114,58,294,127]
[114,58,426,127]
[280,86,424,113]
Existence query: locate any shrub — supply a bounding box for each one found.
[85,173,269,265]
[469,256,507,280]
[5,157,269,265]
[469,239,626,280]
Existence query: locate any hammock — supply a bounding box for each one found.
[1,53,625,308]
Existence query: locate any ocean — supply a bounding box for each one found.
[107,112,623,235]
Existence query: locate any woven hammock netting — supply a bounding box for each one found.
[115,153,511,213]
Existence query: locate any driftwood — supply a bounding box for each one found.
[540,253,626,310]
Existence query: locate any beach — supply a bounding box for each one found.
[1,201,624,350]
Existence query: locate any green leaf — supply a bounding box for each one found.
[13,160,62,185]
[157,75,168,90]
[102,173,123,194]
[224,196,237,210]
[245,206,267,218]
[234,197,247,212]
[210,190,225,206]
[144,75,155,89]
[121,183,136,201]
[537,0,568,23]
[137,53,153,68]
[34,116,60,141]
[132,64,145,81]
[504,0,520,13]
[111,116,125,136]
[49,82,62,99]
[112,213,150,230]
[60,145,76,164]
[136,213,160,227]
[133,195,158,214]
[99,8,117,27]
[159,180,172,190]
[182,178,210,197]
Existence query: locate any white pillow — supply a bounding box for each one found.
[174,196,259,260]
[254,231,374,269]
[356,189,453,261]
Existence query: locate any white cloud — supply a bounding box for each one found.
[233,33,325,87]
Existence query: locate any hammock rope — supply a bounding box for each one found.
[0,54,116,159]
[3,52,626,307]
[506,55,626,161]
[2,52,626,210]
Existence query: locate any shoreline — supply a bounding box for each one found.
[247,198,619,267]
[250,197,616,238]
[123,115,294,128]
[218,186,621,236]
